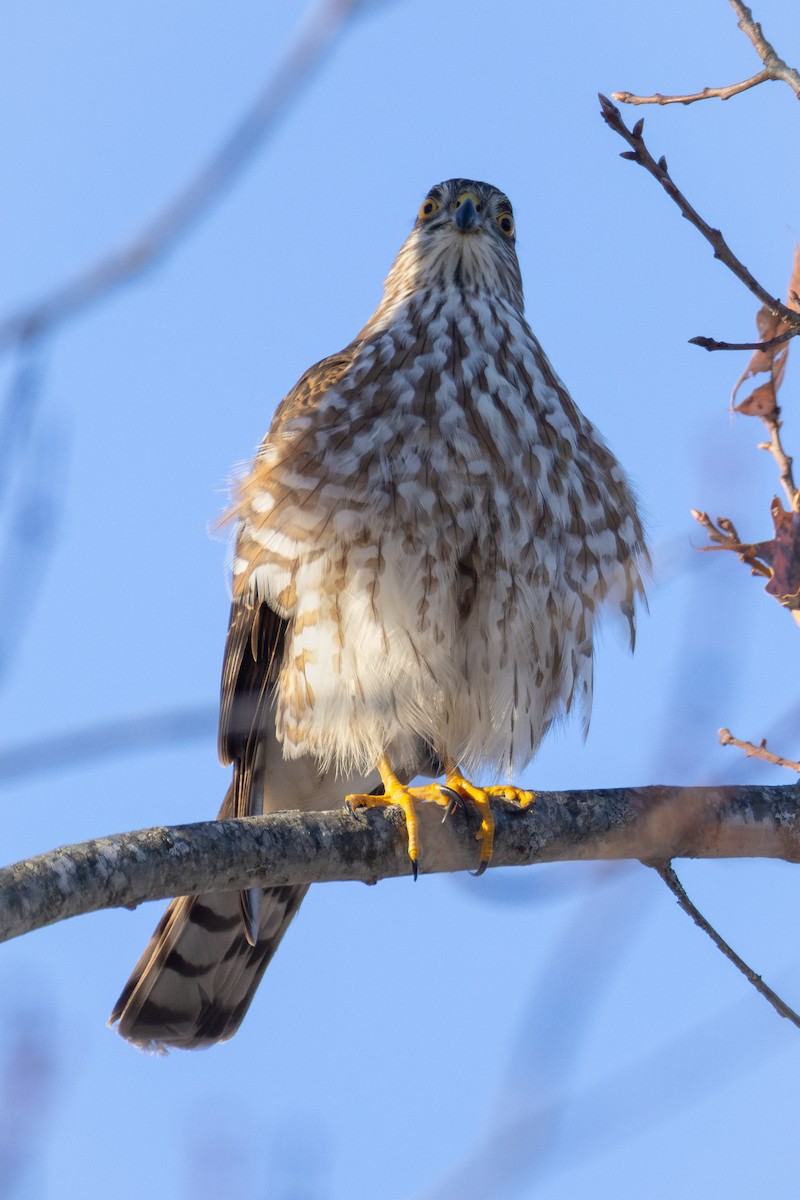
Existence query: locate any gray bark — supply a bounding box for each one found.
[2,782,800,943]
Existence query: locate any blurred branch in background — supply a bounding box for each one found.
[438,482,789,1190]
[0,1007,59,1200]
[0,342,46,510]
[613,0,800,106]
[0,704,217,787]
[421,970,794,1199]
[0,0,371,698]
[415,865,647,1200]
[0,349,67,683]
[263,1118,332,1200]
[534,986,795,1181]
[417,848,798,1199]
[183,1113,254,1200]
[0,0,366,354]
[182,1101,332,1200]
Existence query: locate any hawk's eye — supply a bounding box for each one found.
[497,212,515,237]
[418,196,440,221]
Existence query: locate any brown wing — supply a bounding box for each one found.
[219,563,293,940]
[219,586,287,818]
[111,347,385,1050]
[233,347,358,516]
[218,346,364,817]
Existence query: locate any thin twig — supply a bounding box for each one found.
[598,96,800,332]
[612,70,771,108]
[0,0,364,353]
[613,2,800,107]
[690,510,772,577]
[719,727,800,774]
[654,862,800,1029]
[690,328,799,353]
[758,414,799,510]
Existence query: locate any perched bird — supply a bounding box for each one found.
[111,179,647,1050]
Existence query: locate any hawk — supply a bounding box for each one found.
[111,179,647,1049]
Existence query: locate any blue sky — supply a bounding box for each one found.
[2,2,800,1197]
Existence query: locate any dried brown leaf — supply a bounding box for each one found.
[764,497,800,608]
[734,379,777,416]
[731,245,800,414]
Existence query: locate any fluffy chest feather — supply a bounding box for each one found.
[232,285,644,776]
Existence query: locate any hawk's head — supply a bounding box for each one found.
[382,179,524,312]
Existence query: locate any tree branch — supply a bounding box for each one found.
[689,328,798,354]
[612,70,771,108]
[720,727,800,773]
[598,95,800,334]
[731,0,800,98]
[758,414,799,510]
[3,782,800,943]
[654,862,800,1028]
[691,510,773,577]
[613,1,800,107]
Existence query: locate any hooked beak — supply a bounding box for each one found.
[453,193,480,232]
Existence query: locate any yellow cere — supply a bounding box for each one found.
[455,191,482,212]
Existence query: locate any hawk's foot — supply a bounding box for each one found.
[440,773,536,876]
[346,756,449,880]
[346,758,535,879]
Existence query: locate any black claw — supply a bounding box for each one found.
[411,857,419,882]
[439,786,463,824]
[470,860,489,879]
[439,785,464,818]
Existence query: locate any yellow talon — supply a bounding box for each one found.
[440,771,537,875]
[346,755,535,879]
[346,755,446,879]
